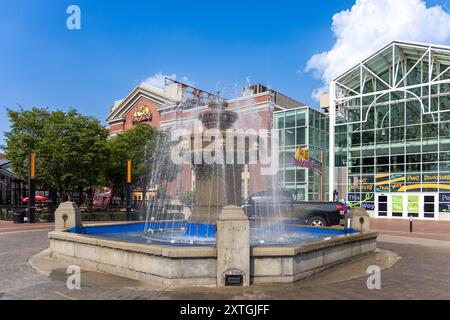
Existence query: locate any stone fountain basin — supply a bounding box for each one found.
[48,221,377,287]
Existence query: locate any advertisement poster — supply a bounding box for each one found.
[407,195,420,213]
[392,195,404,212]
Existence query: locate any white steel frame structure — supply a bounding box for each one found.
[329,41,450,219]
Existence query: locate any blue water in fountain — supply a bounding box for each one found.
[68,222,357,247]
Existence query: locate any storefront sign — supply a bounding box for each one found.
[348,194,361,201]
[439,193,450,202]
[361,202,375,210]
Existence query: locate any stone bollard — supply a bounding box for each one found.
[346,207,370,232]
[216,205,250,287]
[54,202,82,230]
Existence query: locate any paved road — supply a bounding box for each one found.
[1,225,450,300]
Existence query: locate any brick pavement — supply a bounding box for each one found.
[370,218,450,241]
[0,225,450,299]
[1,219,450,299]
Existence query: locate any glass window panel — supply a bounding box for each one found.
[276,115,284,129]
[406,154,421,163]
[406,125,421,142]
[362,130,375,146]
[423,143,438,153]
[351,132,361,146]
[285,129,295,146]
[422,153,438,162]
[376,129,389,144]
[285,170,295,183]
[278,130,285,146]
[391,164,405,173]
[362,166,375,174]
[439,122,450,139]
[296,169,306,182]
[391,103,405,126]
[423,123,439,139]
[296,127,306,145]
[362,157,374,166]
[285,111,295,128]
[422,163,439,172]
[376,105,390,128]
[406,101,421,125]
[406,163,421,172]
[377,157,389,165]
[391,127,405,143]
[296,110,306,127]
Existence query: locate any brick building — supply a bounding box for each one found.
[106,79,306,202]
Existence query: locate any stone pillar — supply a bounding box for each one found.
[346,207,370,232]
[55,202,82,230]
[216,205,250,287]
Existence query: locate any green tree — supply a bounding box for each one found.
[3,107,109,200]
[103,124,157,201]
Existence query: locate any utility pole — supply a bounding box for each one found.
[29,153,36,223]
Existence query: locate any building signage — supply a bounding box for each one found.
[439,193,450,202]
[292,146,313,169]
[373,173,450,192]
[132,105,153,124]
[361,202,375,210]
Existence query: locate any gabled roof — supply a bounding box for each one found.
[106,83,178,123]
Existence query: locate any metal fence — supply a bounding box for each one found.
[0,200,186,223]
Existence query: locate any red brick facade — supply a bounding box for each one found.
[106,83,301,200]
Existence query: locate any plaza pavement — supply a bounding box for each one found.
[0,220,450,299]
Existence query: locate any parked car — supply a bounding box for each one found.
[242,190,345,227]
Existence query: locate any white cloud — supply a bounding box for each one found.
[143,72,193,89]
[305,0,450,100]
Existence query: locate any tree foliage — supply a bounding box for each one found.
[102,123,158,199]
[3,107,109,199]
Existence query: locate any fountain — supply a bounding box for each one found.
[191,99,243,223]
[46,94,378,287]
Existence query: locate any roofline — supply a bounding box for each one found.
[333,40,450,82]
[273,104,327,116]
[106,83,177,122]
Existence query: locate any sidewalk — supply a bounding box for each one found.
[371,218,450,242]
[0,221,54,234]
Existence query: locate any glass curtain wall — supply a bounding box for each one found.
[332,42,450,214]
[275,107,329,201]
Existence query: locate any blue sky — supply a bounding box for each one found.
[1,0,450,147]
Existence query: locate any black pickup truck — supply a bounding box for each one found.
[242,190,344,227]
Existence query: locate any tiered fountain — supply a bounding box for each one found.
[47,97,378,287]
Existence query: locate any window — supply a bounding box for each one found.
[285,129,295,146]
[296,127,306,145]
[285,112,295,128]
[276,115,284,129]
[296,110,306,127]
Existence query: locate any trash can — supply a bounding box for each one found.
[13,211,25,224]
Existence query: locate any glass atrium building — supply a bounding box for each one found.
[329,41,450,220]
[274,106,329,201]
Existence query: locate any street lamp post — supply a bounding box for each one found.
[126,160,132,221]
[29,153,36,223]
